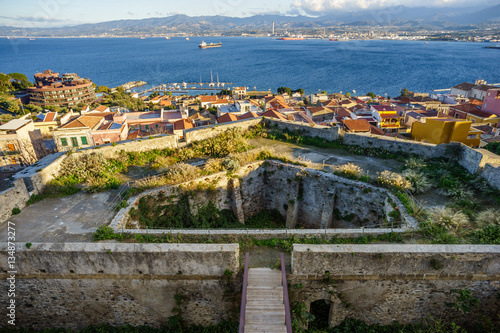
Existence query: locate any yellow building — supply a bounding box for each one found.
[465,109,500,126]
[411,118,481,147]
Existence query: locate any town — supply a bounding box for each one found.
[1,69,499,174]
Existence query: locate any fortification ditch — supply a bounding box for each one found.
[112,161,416,234]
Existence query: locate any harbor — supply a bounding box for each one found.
[134,81,235,96]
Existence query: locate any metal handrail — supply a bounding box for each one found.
[238,252,250,333]
[280,253,293,333]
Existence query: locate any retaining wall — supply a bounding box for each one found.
[184,118,262,144]
[0,242,240,329]
[290,244,500,327]
[78,134,178,158]
[264,118,340,141]
[0,179,30,224]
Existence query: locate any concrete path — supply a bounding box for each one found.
[244,268,287,333]
[0,190,119,243]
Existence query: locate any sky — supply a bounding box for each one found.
[0,0,494,27]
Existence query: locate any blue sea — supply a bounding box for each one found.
[0,37,498,97]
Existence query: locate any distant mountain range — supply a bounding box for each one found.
[1,4,499,37]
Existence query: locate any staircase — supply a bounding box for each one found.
[243,267,287,333]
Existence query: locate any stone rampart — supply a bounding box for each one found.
[184,118,261,144]
[264,118,340,141]
[0,178,30,224]
[290,244,500,327]
[78,134,178,158]
[0,243,240,328]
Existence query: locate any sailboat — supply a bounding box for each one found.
[199,76,203,87]
[208,70,215,87]
[216,74,220,87]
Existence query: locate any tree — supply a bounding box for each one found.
[0,113,13,122]
[149,92,159,98]
[366,92,376,99]
[321,91,327,95]
[400,88,409,97]
[294,88,305,96]
[8,73,32,90]
[24,104,42,114]
[277,87,292,96]
[345,92,351,98]
[219,89,231,95]
[96,85,109,93]
[168,91,172,97]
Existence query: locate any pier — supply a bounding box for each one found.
[136,82,234,95]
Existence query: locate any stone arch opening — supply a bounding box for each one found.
[309,299,331,329]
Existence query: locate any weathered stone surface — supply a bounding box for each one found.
[290,244,500,327]
[264,118,339,141]
[0,243,240,328]
[0,178,29,224]
[184,118,262,144]
[119,161,415,231]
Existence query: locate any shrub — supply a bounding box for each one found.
[223,157,240,171]
[334,163,363,179]
[403,169,431,194]
[135,175,167,191]
[11,207,21,215]
[59,153,109,181]
[429,207,469,233]
[377,170,412,191]
[204,158,225,173]
[475,208,500,227]
[404,156,426,170]
[93,225,116,240]
[163,163,201,184]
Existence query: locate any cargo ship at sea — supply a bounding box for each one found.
[277,37,305,40]
[199,41,222,49]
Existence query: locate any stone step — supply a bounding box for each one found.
[244,324,288,333]
[246,304,285,311]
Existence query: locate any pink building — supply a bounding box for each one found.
[482,89,500,116]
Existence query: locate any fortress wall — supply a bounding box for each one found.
[184,118,261,144]
[0,179,30,224]
[0,243,240,329]
[291,244,500,327]
[264,118,340,141]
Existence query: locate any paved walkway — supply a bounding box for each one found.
[0,190,119,243]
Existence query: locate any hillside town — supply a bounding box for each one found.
[1,70,499,173]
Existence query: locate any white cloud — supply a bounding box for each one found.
[292,0,490,12]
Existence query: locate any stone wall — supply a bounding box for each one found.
[342,133,500,190]
[114,161,416,231]
[78,134,178,158]
[0,242,240,329]
[343,133,449,159]
[184,118,261,144]
[290,244,500,327]
[0,178,30,224]
[264,118,340,141]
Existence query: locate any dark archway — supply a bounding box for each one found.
[309,299,331,329]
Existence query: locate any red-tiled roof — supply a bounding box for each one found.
[238,111,259,120]
[44,112,56,122]
[262,110,286,120]
[217,113,239,123]
[372,105,396,112]
[343,119,371,132]
[61,116,103,129]
[173,119,194,130]
[370,125,385,135]
[93,105,109,112]
[468,109,496,118]
[199,96,217,103]
[380,114,400,119]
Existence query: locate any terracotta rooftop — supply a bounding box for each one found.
[238,111,259,120]
[370,125,385,135]
[468,109,496,118]
[61,116,103,129]
[262,110,286,120]
[93,105,109,112]
[43,112,57,122]
[173,119,194,130]
[217,113,239,123]
[199,96,217,103]
[343,119,371,132]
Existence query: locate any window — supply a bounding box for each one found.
[145,125,149,131]
[61,138,68,147]
[81,136,88,145]
[155,124,159,128]
[71,137,78,146]
[7,144,15,151]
